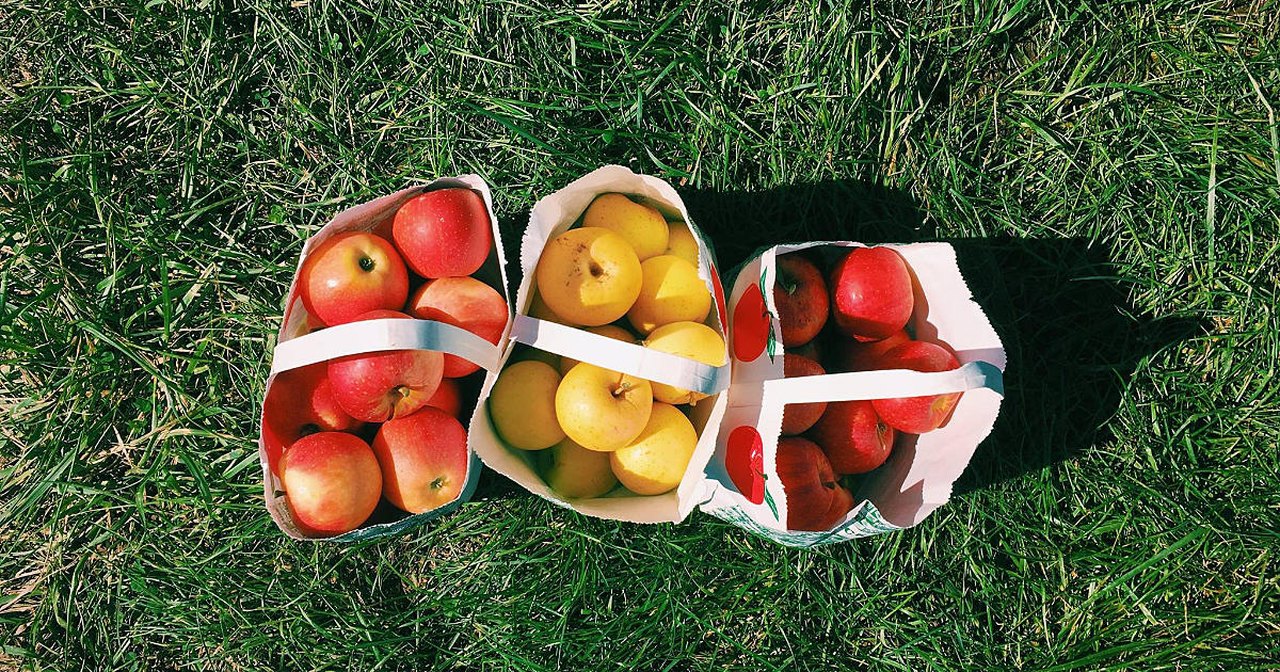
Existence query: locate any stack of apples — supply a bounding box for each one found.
[262,188,507,537]
[487,193,725,500]
[767,247,964,531]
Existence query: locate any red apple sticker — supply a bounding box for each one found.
[733,283,770,362]
[710,262,729,331]
[725,425,764,505]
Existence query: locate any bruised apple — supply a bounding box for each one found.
[372,407,469,514]
[392,188,493,278]
[280,432,382,537]
[775,437,854,532]
[809,400,895,475]
[872,340,963,433]
[774,254,828,346]
[298,232,408,327]
[830,246,914,342]
[327,310,444,423]
[407,276,509,378]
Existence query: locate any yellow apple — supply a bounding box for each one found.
[665,221,700,265]
[560,324,637,375]
[555,362,653,452]
[528,289,573,325]
[610,403,698,496]
[643,321,727,405]
[512,345,561,369]
[582,193,669,261]
[489,360,565,450]
[536,227,642,327]
[627,255,712,334]
[543,437,619,499]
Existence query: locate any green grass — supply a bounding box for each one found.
[2,0,1278,669]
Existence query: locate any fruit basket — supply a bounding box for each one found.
[698,242,1006,547]
[260,175,510,541]
[470,166,733,523]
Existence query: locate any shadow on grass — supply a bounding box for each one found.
[679,181,1205,493]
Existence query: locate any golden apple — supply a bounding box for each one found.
[528,289,573,325]
[543,437,619,499]
[643,321,727,405]
[513,345,561,369]
[536,227,642,327]
[610,403,698,495]
[664,221,700,265]
[582,193,669,261]
[560,324,637,375]
[489,360,565,450]
[627,255,711,334]
[555,362,653,452]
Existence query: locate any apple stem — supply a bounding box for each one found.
[612,381,634,397]
[358,256,375,272]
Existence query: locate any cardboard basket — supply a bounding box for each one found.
[260,175,510,541]
[470,166,733,523]
[697,242,1006,547]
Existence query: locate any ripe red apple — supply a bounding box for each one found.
[280,432,382,537]
[830,246,914,342]
[781,354,828,436]
[872,340,962,433]
[327,310,445,423]
[392,188,492,278]
[298,231,409,327]
[425,377,463,417]
[262,363,364,476]
[834,328,910,372]
[407,276,509,378]
[808,400,895,475]
[775,437,854,531]
[372,407,470,514]
[774,254,829,346]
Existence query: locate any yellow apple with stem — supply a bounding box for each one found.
[627,255,711,334]
[643,321,727,405]
[489,360,565,450]
[560,324,637,375]
[543,437,619,499]
[582,193,669,261]
[664,221,700,265]
[610,402,698,495]
[555,362,653,452]
[536,227,641,327]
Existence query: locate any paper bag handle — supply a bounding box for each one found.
[759,360,1004,407]
[270,317,503,376]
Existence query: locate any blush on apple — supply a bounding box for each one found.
[392,188,493,279]
[833,328,910,372]
[775,437,854,532]
[773,254,829,346]
[407,276,509,378]
[262,363,363,476]
[872,340,963,433]
[327,310,445,423]
[781,354,828,436]
[808,400,895,475]
[372,407,470,514]
[298,231,409,327]
[830,246,914,342]
[280,432,382,537]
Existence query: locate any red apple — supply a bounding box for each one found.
[407,276,509,378]
[808,400,895,475]
[830,246,914,342]
[327,310,445,423]
[775,437,854,531]
[773,254,829,346]
[392,188,492,278]
[425,378,463,417]
[372,407,470,514]
[280,432,382,537]
[262,363,364,476]
[298,231,409,327]
[834,328,910,372]
[872,340,963,433]
[781,354,828,436]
